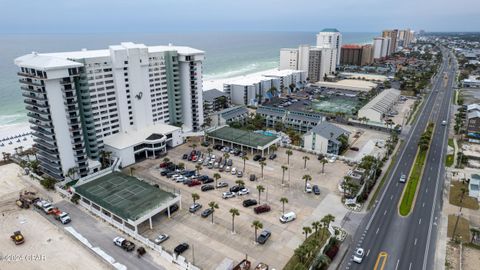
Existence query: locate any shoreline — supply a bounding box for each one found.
[203,67,278,91]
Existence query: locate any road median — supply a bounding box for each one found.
[399,122,435,216]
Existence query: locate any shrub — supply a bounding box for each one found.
[40,177,56,190]
[71,193,80,204]
[325,245,339,260]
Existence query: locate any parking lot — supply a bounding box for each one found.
[339,124,390,161]
[132,140,353,269]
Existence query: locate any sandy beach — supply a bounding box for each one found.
[0,123,33,155]
[203,68,277,91]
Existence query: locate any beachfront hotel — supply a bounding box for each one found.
[15,42,204,180]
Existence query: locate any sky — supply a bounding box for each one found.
[1,0,479,33]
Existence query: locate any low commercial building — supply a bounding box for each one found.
[338,72,388,82]
[256,105,325,133]
[206,126,280,156]
[74,172,181,234]
[211,106,249,127]
[314,79,377,93]
[358,88,401,123]
[302,122,350,155]
[203,89,230,117]
[469,174,480,201]
[103,123,183,167]
[462,76,480,88]
[467,111,480,138]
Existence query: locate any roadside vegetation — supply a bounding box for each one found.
[449,181,479,210]
[445,155,454,167]
[399,122,434,216]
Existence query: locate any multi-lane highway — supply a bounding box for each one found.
[342,46,457,270]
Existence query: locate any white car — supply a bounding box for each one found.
[237,188,250,196]
[231,168,237,175]
[399,174,406,183]
[328,156,337,163]
[154,234,169,244]
[222,191,236,199]
[305,183,313,193]
[225,166,231,172]
[353,248,364,263]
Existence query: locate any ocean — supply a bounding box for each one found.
[0,32,376,128]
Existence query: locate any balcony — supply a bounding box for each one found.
[27,112,50,122]
[21,85,44,94]
[29,119,53,129]
[38,157,62,170]
[31,125,54,136]
[76,156,87,162]
[33,138,56,150]
[25,99,48,108]
[70,132,83,140]
[19,79,43,87]
[37,147,59,160]
[33,132,54,142]
[40,167,63,181]
[60,79,73,85]
[22,92,47,101]
[65,105,78,113]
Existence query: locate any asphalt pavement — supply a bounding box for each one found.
[341,47,456,270]
[55,200,165,270]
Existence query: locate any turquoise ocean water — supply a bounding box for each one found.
[0,32,376,127]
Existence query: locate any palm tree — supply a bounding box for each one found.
[281,165,288,185]
[191,143,197,151]
[303,226,312,241]
[207,147,213,156]
[178,162,185,170]
[208,201,219,224]
[235,180,245,187]
[259,161,266,178]
[302,156,310,169]
[256,185,265,203]
[280,197,289,214]
[213,173,221,187]
[163,157,170,163]
[320,158,328,174]
[270,145,278,154]
[129,167,136,176]
[321,214,335,239]
[191,193,200,204]
[311,221,322,237]
[223,153,230,160]
[286,149,293,165]
[302,174,312,191]
[251,220,263,243]
[66,167,78,181]
[452,187,468,240]
[242,156,249,172]
[230,208,240,233]
[195,164,202,175]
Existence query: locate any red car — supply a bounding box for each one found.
[188,180,201,187]
[160,162,168,168]
[254,204,271,214]
[192,156,198,162]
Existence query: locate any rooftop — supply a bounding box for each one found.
[203,89,228,103]
[224,69,303,86]
[308,122,349,144]
[360,88,401,114]
[207,126,279,149]
[103,124,180,150]
[215,106,249,120]
[320,28,340,33]
[75,172,177,221]
[468,111,480,119]
[15,53,83,71]
[339,72,389,82]
[314,79,377,92]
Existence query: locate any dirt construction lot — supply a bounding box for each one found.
[132,142,353,269]
[0,164,110,270]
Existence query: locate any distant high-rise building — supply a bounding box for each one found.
[316,28,342,65]
[398,29,415,48]
[382,29,399,54]
[280,45,336,82]
[372,37,391,60]
[15,42,204,180]
[340,45,363,66]
[361,44,373,65]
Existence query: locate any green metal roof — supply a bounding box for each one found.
[321,28,340,33]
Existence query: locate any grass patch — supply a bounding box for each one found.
[399,122,434,216]
[447,215,470,242]
[446,155,454,167]
[367,140,404,210]
[407,99,423,125]
[283,229,330,270]
[448,138,455,148]
[449,181,479,210]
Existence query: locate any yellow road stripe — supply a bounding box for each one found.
[373,252,388,270]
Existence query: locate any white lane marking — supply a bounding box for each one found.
[395,259,400,270]
[419,219,422,224]
[384,210,387,216]
[390,195,394,200]
[415,238,418,246]
[367,249,370,257]
[376,227,380,234]
[409,262,413,270]
[422,202,425,208]
[396,182,399,187]
[426,188,428,193]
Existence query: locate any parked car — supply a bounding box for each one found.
[254,204,271,214]
[234,149,242,156]
[242,199,258,207]
[203,177,214,184]
[279,212,296,223]
[182,154,188,160]
[349,147,359,151]
[230,185,242,193]
[227,159,233,166]
[313,185,321,195]
[166,204,179,215]
[305,183,312,193]
[222,191,236,199]
[174,243,189,254]
[201,141,210,147]
[154,234,169,244]
[201,184,215,192]
[237,188,250,196]
[237,171,243,178]
[249,174,257,181]
[188,180,201,187]
[257,230,271,244]
[353,248,364,263]
[225,166,231,172]
[231,167,237,175]
[216,181,229,188]
[253,155,262,161]
[201,208,213,218]
[113,236,135,251]
[189,203,202,213]
[268,153,277,160]
[259,156,266,162]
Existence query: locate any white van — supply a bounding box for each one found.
[305,183,312,193]
[279,212,296,223]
